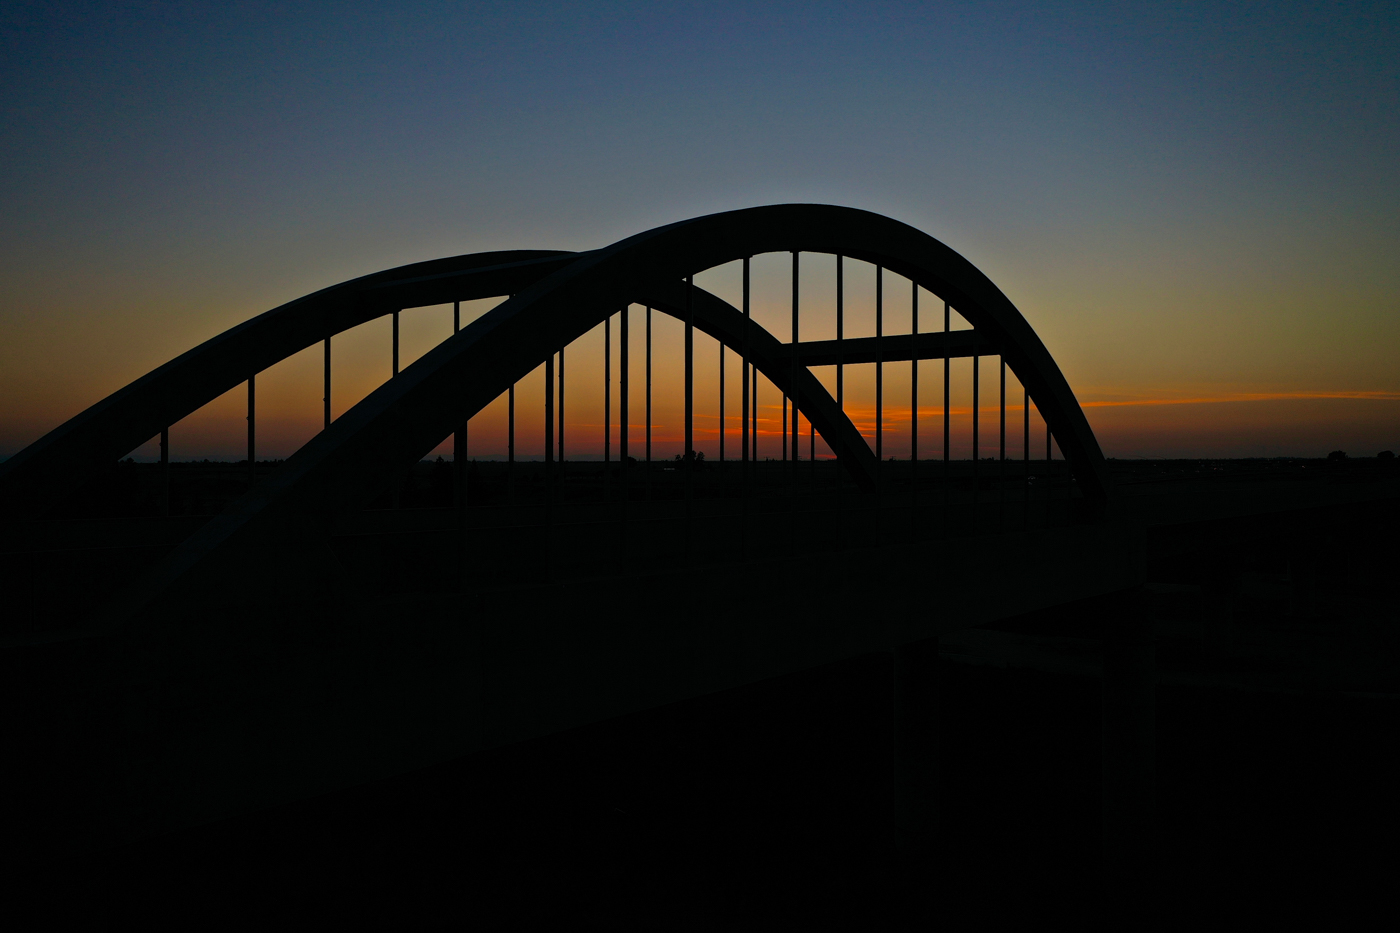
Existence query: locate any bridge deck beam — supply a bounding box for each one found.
[2,520,1142,865]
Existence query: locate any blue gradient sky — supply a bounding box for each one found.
[3,1,1397,460]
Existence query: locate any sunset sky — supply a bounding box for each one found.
[2,2,1396,462]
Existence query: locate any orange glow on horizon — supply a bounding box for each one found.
[1077,390,1400,408]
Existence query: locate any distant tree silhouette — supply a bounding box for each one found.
[1379,450,1395,461]
[1327,450,1348,461]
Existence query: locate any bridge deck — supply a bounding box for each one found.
[4,504,1138,864]
[6,458,1394,864]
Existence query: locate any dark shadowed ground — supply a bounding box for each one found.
[10,460,1399,929]
[19,649,1395,929]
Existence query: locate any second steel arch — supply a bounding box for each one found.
[72,204,1109,632]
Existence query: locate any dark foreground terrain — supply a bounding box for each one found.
[9,460,1399,929]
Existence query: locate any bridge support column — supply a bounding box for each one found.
[1101,585,1156,929]
[893,636,939,857]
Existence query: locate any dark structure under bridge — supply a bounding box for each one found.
[0,205,1154,913]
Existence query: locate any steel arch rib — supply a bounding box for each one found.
[82,279,878,638]
[0,249,578,520]
[7,205,1112,632]
[2,206,1108,523]
[89,205,1111,634]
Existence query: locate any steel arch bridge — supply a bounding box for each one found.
[1,205,1144,865]
[4,205,1111,618]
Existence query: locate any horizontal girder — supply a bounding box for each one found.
[785,330,984,367]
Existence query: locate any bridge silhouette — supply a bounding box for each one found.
[1,205,1152,916]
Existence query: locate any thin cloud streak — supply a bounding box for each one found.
[1078,390,1400,408]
